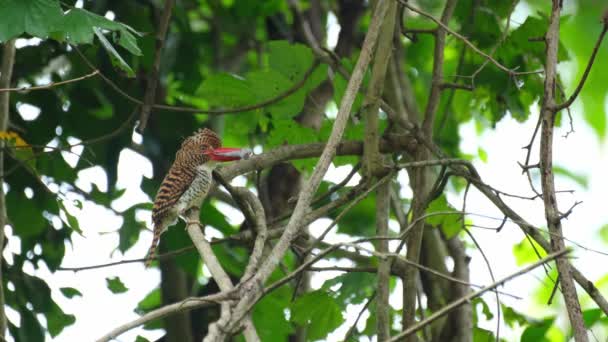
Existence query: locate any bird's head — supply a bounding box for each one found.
[176,128,252,166]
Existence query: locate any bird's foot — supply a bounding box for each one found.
[184,220,205,230]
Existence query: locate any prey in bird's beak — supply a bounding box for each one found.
[204,147,253,162]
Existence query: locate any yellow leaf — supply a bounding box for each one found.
[0,131,29,148]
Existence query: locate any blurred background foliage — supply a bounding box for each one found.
[0,0,607,341]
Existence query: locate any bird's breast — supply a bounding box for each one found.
[177,165,213,210]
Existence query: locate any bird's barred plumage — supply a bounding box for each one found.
[144,128,222,267]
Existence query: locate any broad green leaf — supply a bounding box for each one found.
[513,237,547,266]
[333,192,376,236]
[135,336,151,342]
[53,8,141,53]
[247,69,305,118]
[18,309,44,342]
[425,195,462,238]
[212,244,248,277]
[201,201,236,236]
[45,302,76,337]
[136,288,161,314]
[7,190,47,238]
[119,206,142,253]
[60,287,82,299]
[164,225,199,276]
[106,276,128,294]
[473,327,495,342]
[291,290,344,341]
[0,0,63,42]
[322,272,375,306]
[252,293,293,341]
[502,304,530,328]
[582,308,603,328]
[198,73,256,107]
[267,118,319,171]
[268,40,314,82]
[93,27,135,77]
[521,318,554,342]
[23,274,52,312]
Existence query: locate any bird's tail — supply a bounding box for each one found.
[144,227,162,268]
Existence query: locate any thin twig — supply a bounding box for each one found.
[137,0,175,133]
[553,24,608,111]
[0,70,99,93]
[398,0,542,77]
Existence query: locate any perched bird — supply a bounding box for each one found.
[144,128,251,267]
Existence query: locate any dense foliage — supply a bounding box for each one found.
[1,0,607,341]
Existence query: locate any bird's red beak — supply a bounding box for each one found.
[205,147,252,162]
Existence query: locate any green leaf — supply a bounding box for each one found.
[45,302,76,337]
[22,274,53,312]
[478,147,488,163]
[247,69,305,118]
[18,309,44,342]
[473,327,495,342]
[600,224,608,244]
[291,290,344,341]
[502,304,530,328]
[60,287,82,299]
[521,318,554,342]
[252,293,293,341]
[472,297,493,322]
[425,195,461,238]
[136,288,161,314]
[268,40,313,82]
[198,73,256,107]
[333,192,376,236]
[513,237,547,266]
[54,8,142,55]
[119,206,142,253]
[201,201,236,236]
[93,27,135,77]
[57,199,83,236]
[582,308,603,328]
[0,0,63,42]
[553,166,588,189]
[106,276,128,294]
[135,336,151,342]
[322,272,376,306]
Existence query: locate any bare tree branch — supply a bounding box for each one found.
[538,2,587,340]
[183,208,259,342]
[388,249,570,342]
[221,2,392,333]
[0,70,99,93]
[96,292,234,342]
[0,37,16,341]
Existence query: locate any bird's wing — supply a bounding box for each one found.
[145,165,197,267]
[151,165,197,226]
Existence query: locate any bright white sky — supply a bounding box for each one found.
[4,1,608,341]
